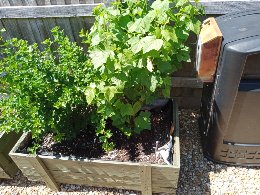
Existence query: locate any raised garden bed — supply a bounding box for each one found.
[9,100,180,194]
[0,131,21,179]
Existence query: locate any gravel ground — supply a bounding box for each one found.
[1,109,260,195]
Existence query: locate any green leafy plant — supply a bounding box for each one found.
[81,0,203,150]
[0,27,94,152]
[0,0,203,153]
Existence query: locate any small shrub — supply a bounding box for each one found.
[0,27,94,152]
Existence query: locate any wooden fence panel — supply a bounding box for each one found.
[0,3,99,46]
[54,0,75,42]
[0,0,108,6]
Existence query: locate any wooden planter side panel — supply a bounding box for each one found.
[151,100,180,193]
[9,133,42,181]
[151,166,179,193]
[0,164,10,179]
[10,132,180,193]
[42,158,142,191]
[10,154,42,181]
[0,132,21,178]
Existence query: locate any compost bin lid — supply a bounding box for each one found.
[216,10,260,45]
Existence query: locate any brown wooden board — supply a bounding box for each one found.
[0,132,21,178]
[9,100,180,194]
[196,17,223,82]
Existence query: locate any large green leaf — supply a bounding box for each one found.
[128,18,143,33]
[175,0,189,7]
[124,103,134,116]
[193,20,202,34]
[142,10,156,32]
[161,29,177,42]
[118,15,131,29]
[157,61,174,73]
[131,36,155,54]
[91,33,101,46]
[151,0,170,12]
[162,85,171,98]
[134,111,151,133]
[104,86,117,101]
[85,87,95,104]
[89,50,110,69]
[176,49,190,62]
[133,101,142,115]
[129,36,142,54]
[143,39,163,53]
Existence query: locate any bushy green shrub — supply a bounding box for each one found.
[81,0,203,150]
[0,27,94,152]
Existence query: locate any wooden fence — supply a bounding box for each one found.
[0,0,260,108]
[0,0,111,50]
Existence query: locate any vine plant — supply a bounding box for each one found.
[0,0,203,152]
[82,0,203,150]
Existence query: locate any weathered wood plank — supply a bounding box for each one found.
[70,0,80,3]
[152,167,179,193]
[172,88,202,98]
[0,131,21,154]
[0,0,11,7]
[1,19,21,38]
[0,167,10,179]
[39,0,55,40]
[43,0,52,5]
[76,16,93,51]
[69,17,84,46]
[172,77,203,88]
[52,172,140,190]
[28,155,60,191]
[0,4,99,18]
[9,134,44,181]
[149,101,180,193]
[196,0,260,15]
[35,0,45,5]
[42,157,141,177]
[140,163,152,195]
[172,101,180,169]
[173,96,201,109]
[0,0,22,39]
[16,18,36,43]
[10,155,43,181]
[41,18,57,39]
[7,0,21,6]
[0,20,11,40]
[0,152,18,178]
[0,132,21,178]
[11,0,36,43]
[23,0,46,49]
[82,0,95,3]
[54,0,75,42]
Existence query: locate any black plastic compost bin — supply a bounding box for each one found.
[199,10,260,165]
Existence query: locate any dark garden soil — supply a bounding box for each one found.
[21,100,174,165]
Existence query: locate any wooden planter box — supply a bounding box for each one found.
[9,101,180,194]
[0,131,21,179]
